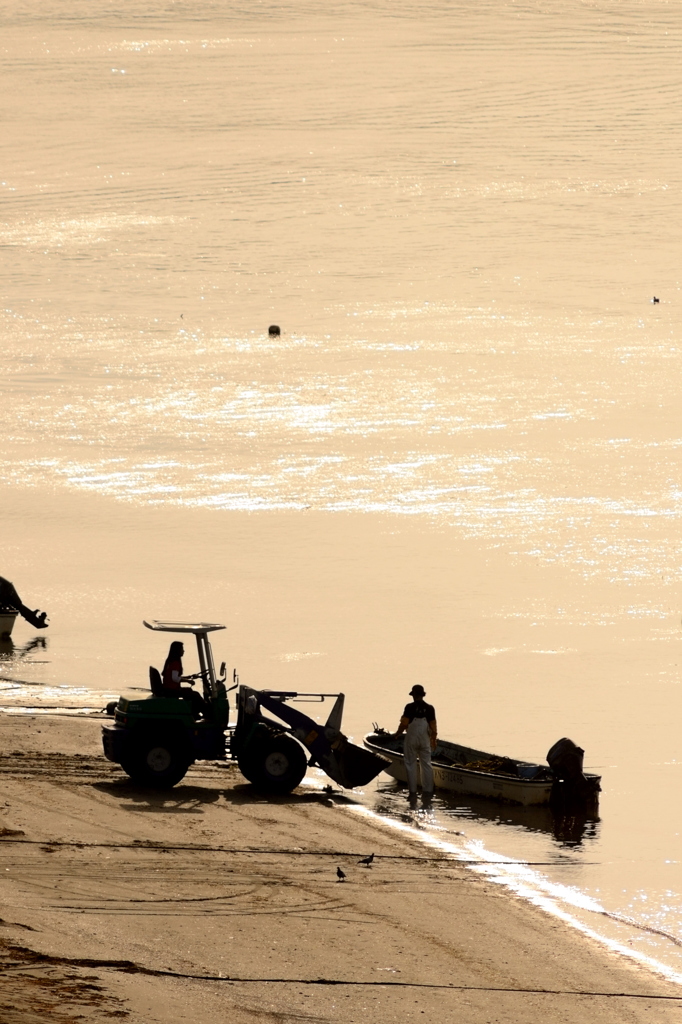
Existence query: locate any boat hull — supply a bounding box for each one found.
[364,733,600,807]
[0,612,17,640]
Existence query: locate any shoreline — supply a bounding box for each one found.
[351,802,682,991]
[3,706,681,992]
[1,713,680,1024]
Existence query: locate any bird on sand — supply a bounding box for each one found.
[336,866,346,882]
[358,853,375,867]
[653,296,660,303]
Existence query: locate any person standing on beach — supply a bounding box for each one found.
[162,640,206,718]
[394,684,437,803]
[0,576,48,629]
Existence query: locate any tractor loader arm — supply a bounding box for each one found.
[240,688,390,790]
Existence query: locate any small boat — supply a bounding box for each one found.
[0,609,17,640]
[363,730,601,807]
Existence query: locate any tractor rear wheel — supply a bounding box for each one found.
[239,732,307,794]
[122,733,192,788]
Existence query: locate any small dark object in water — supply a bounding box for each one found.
[652,296,660,303]
[336,866,346,882]
[358,853,374,867]
[268,324,281,336]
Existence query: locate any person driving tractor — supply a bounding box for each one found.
[162,640,206,718]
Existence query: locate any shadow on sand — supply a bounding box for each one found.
[92,777,354,815]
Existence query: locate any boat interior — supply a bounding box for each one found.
[367,729,553,781]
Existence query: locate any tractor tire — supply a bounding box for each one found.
[239,731,307,794]
[121,733,192,788]
[235,723,275,784]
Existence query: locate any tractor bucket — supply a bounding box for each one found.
[324,693,344,733]
[255,690,389,788]
[315,737,390,789]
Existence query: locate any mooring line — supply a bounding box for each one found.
[0,837,596,866]
[1,956,679,999]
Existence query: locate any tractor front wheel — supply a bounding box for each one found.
[239,732,307,794]
[122,734,192,788]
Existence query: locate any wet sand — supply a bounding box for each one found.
[0,714,679,1024]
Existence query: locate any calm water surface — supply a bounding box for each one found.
[3,0,682,980]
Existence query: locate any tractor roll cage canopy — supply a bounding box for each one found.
[143,620,227,698]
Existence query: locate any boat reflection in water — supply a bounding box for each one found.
[0,635,48,664]
[372,779,600,849]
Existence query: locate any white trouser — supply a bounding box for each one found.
[404,718,433,794]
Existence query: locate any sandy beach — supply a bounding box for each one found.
[1,713,679,1024]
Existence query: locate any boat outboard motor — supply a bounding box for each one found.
[547,737,594,804]
[547,737,584,778]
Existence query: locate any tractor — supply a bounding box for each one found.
[102,620,388,793]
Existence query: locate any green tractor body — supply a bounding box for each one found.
[103,620,388,792]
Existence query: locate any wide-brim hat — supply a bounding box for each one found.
[409,684,426,697]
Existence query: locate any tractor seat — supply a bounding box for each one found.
[149,665,164,697]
